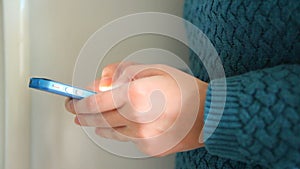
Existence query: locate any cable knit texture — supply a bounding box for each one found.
[176,0,300,169]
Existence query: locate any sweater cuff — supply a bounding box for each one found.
[203,77,246,161]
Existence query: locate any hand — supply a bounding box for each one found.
[65,63,208,156]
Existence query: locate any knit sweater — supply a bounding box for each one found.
[176,0,300,169]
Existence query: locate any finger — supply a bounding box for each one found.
[100,63,162,92]
[75,110,127,127]
[102,62,138,84]
[65,98,75,114]
[95,127,130,142]
[114,64,167,85]
[72,85,127,114]
[75,114,111,127]
[86,79,101,92]
[101,62,136,79]
[99,77,113,92]
[102,110,129,127]
[109,126,137,138]
[84,78,112,93]
[85,77,113,93]
[81,62,140,94]
[101,63,120,78]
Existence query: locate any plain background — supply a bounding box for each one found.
[1,0,190,169]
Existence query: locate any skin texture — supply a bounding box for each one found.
[65,63,208,156]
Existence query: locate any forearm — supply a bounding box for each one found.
[203,64,300,168]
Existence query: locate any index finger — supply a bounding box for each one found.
[101,63,119,78]
[72,83,128,114]
[102,62,137,79]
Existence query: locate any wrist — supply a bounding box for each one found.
[196,78,208,145]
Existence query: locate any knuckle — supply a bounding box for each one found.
[123,64,142,79]
[122,66,134,79]
[102,64,117,77]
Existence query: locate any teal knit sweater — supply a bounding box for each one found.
[176,0,300,169]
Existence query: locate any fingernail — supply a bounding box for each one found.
[74,116,81,125]
[99,77,113,91]
[67,100,75,112]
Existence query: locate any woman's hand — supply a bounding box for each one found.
[65,63,208,156]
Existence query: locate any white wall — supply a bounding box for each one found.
[0,0,4,168]
[2,0,31,169]
[28,0,187,169]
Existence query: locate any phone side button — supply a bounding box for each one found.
[65,87,75,95]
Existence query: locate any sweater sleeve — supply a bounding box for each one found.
[203,64,300,169]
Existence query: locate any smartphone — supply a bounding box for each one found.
[29,77,96,100]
